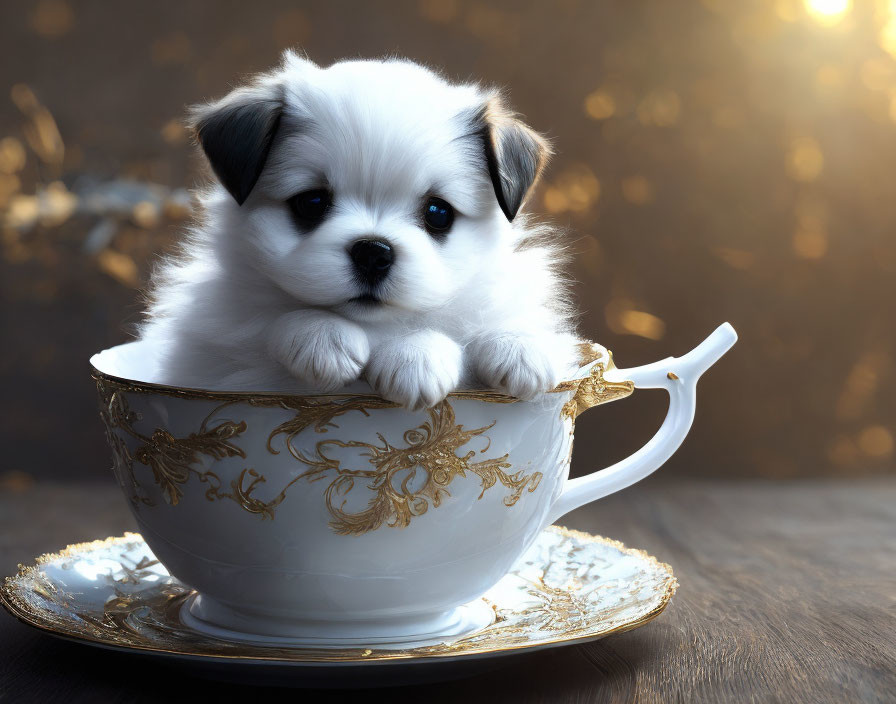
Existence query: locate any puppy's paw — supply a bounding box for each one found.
[268,312,370,392]
[469,333,566,400]
[366,330,462,410]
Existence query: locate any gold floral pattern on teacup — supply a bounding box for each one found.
[95,379,541,532]
[98,381,248,508]
[93,340,631,534]
[255,395,400,451]
[290,401,542,535]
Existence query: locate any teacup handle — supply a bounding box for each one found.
[547,323,737,524]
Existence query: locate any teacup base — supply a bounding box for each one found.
[181,593,496,650]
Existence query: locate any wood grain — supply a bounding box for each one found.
[1,479,893,702]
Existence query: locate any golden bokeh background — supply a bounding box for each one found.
[1,0,893,484]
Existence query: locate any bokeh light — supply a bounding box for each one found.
[583,90,616,120]
[786,136,824,182]
[858,425,894,458]
[804,0,851,26]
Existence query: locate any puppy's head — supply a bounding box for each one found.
[190,52,550,321]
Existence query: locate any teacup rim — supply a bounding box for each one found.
[89,339,607,402]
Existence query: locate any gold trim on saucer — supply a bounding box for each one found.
[0,527,677,665]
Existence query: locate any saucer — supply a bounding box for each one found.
[1,526,676,685]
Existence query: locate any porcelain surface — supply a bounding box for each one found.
[86,323,735,642]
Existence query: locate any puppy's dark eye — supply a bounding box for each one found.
[288,189,332,226]
[423,197,454,236]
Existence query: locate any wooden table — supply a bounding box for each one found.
[1,479,894,702]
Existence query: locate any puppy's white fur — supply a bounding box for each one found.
[140,53,578,409]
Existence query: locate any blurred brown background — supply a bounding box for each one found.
[0,0,893,486]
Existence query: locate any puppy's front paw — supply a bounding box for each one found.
[366,331,462,410]
[470,334,565,400]
[268,312,370,392]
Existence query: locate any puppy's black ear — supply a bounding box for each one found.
[190,88,283,206]
[474,97,552,221]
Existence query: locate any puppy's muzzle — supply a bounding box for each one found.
[350,239,394,286]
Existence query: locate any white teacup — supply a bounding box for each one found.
[90,323,735,647]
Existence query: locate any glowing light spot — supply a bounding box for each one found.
[879,1,896,59]
[3,195,38,229]
[160,119,187,145]
[0,174,20,208]
[39,181,77,227]
[97,249,139,288]
[584,90,616,120]
[605,299,666,340]
[29,0,73,38]
[836,351,886,421]
[858,426,894,458]
[792,228,828,258]
[804,0,851,26]
[786,136,824,182]
[636,89,681,127]
[132,201,160,229]
[11,84,65,169]
[618,311,665,340]
[543,187,568,213]
[4,181,77,229]
[621,176,654,205]
[542,165,600,214]
[0,470,33,493]
[0,138,26,175]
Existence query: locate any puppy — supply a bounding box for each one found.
[140,52,579,409]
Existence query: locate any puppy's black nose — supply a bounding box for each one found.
[349,239,394,285]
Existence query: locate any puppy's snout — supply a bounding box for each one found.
[349,239,394,285]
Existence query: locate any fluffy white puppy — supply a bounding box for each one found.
[141,52,578,409]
